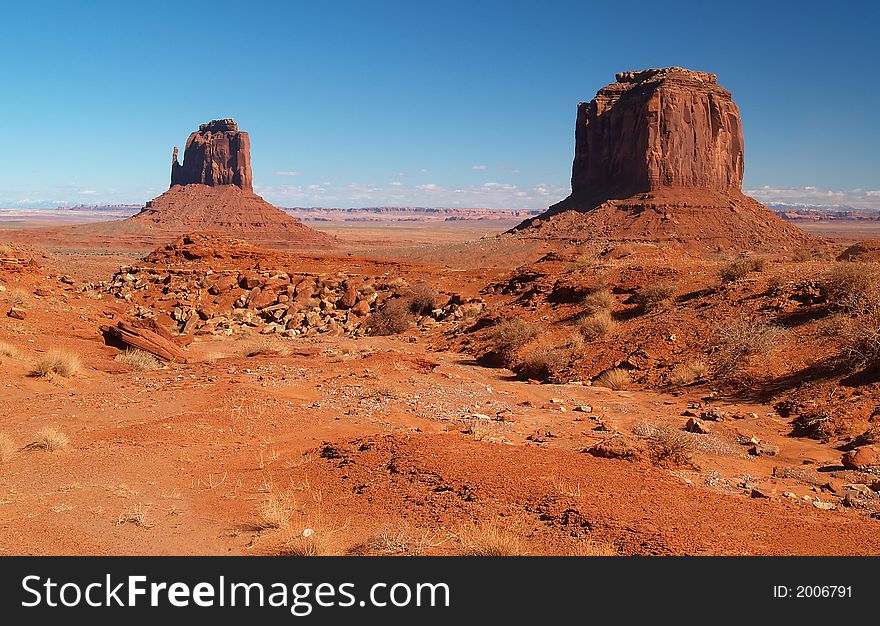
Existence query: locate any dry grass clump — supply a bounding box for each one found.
[282,512,348,556]
[577,310,614,341]
[823,262,880,313]
[633,282,675,312]
[0,340,17,360]
[116,504,152,528]
[32,348,81,377]
[114,348,161,371]
[581,285,613,315]
[593,368,630,390]
[719,256,765,284]
[258,494,292,530]
[351,526,450,556]
[405,282,439,315]
[365,298,415,336]
[517,343,570,381]
[490,318,540,364]
[632,422,696,465]
[713,318,782,374]
[0,433,16,463]
[668,360,709,386]
[791,248,814,262]
[457,520,526,556]
[245,336,291,357]
[4,288,28,308]
[32,427,69,451]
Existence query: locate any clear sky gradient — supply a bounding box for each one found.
[2,0,878,209]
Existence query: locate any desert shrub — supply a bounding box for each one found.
[791,249,813,262]
[713,317,781,374]
[115,349,160,371]
[32,427,69,451]
[577,310,614,341]
[823,262,880,313]
[594,367,630,390]
[517,344,570,381]
[633,282,675,312]
[457,520,525,556]
[4,288,28,308]
[365,298,414,336]
[668,360,709,386]
[645,425,696,464]
[32,348,81,377]
[0,433,15,463]
[459,302,483,318]
[283,513,347,556]
[405,282,439,315]
[581,286,613,315]
[385,277,408,293]
[719,257,765,284]
[489,318,540,363]
[838,313,880,371]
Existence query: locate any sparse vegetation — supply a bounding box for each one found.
[457,520,525,556]
[668,360,709,386]
[364,298,414,336]
[32,348,81,377]
[259,494,291,529]
[577,310,614,341]
[633,282,675,312]
[823,262,880,313]
[245,336,291,357]
[719,256,765,284]
[0,433,15,463]
[4,288,28,308]
[791,248,813,262]
[517,343,569,381]
[489,318,541,364]
[282,512,347,556]
[838,313,880,372]
[594,368,630,390]
[32,427,69,451]
[405,282,439,314]
[633,422,696,465]
[114,348,161,371]
[117,504,152,528]
[581,285,613,315]
[0,340,16,360]
[713,317,781,374]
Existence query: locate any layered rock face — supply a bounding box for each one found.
[571,67,743,200]
[517,67,821,252]
[171,118,253,191]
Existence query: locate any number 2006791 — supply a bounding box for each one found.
[773,586,852,598]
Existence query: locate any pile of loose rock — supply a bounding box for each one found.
[103,265,484,339]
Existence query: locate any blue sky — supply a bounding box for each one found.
[1,0,878,209]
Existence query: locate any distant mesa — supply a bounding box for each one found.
[516,67,821,252]
[171,118,253,191]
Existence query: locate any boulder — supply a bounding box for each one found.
[842,447,878,469]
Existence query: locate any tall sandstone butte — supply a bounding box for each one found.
[171,118,253,191]
[124,118,336,249]
[518,67,820,252]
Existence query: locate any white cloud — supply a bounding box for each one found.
[416,183,440,191]
[418,168,428,174]
[389,181,402,187]
[471,164,487,171]
[745,186,880,209]
[275,171,301,177]
[77,189,97,195]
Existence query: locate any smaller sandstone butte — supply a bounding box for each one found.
[171,118,253,191]
[516,67,822,252]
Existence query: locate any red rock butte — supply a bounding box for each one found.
[126,118,336,249]
[516,67,822,252]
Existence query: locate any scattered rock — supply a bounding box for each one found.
[749,442,779,457]
[842,447,878,470]
[7,307,26,320]
[685,417,710,434]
